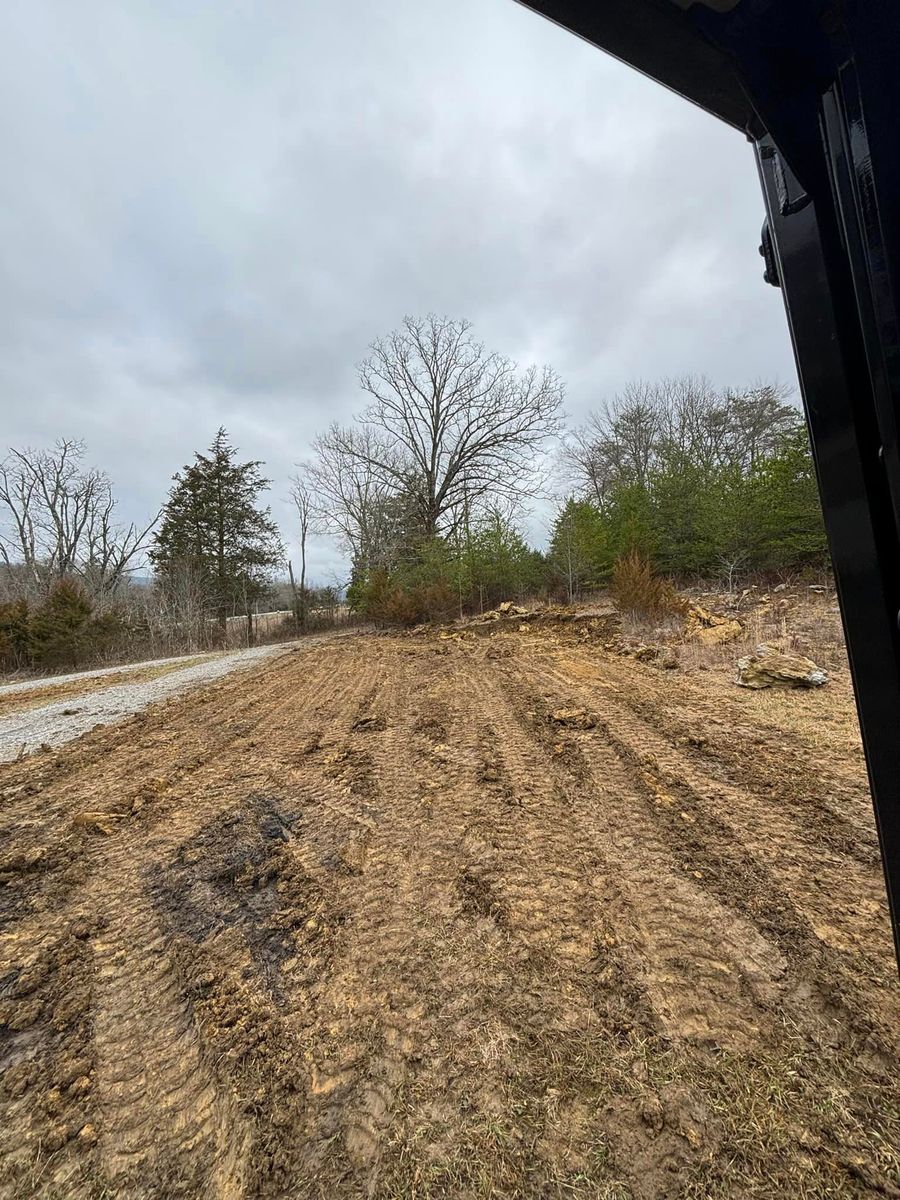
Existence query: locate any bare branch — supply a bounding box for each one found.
[0,440,158,601]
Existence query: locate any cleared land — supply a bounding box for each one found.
[0,617,898,1199]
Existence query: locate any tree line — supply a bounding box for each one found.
[0,313,827,669]
[550,376,827,601]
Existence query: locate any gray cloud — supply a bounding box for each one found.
[0,0,797,582]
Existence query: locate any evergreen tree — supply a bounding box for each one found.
[464,510,543,610]
[747,427,828,569]
[28,579,94,668]
[151,429,284,638]
[549,499,609,602]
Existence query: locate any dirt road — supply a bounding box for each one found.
[1,628,897,1198]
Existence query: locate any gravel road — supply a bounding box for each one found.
[0,649,228,699]
[0,643,289,763]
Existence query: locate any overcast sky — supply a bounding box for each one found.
[0,0,798,583]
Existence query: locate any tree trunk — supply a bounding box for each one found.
[288,560,301,633]
[299,533,307,634]
[216,476,227,641]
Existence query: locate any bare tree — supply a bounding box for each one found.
[343,315,563,537]
[565,376,799,502]
[308,424,408,571]
[289,472,314,632]
[725,381,798,470]
[563,381,663,507]
[0,440,157,601]
[144,560,214,653]
[716,549,750,595]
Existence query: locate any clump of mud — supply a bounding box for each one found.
[0,917,101,1193]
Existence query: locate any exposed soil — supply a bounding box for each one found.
[1,627,898,1199]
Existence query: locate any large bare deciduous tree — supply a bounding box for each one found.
[308,424,412,572]
[0,439,157,601]
[337,315,564,539]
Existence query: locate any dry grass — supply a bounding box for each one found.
[620,587,847,675]
[616,586,866,767]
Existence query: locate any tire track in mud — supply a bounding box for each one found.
[298,652,453,1191]
[268,642,614,1193]
[515,650,900,1056]
[453,665,602,969]
[55,652,347,1198]
[4,632,900,1200]
[576,650,878,857]
[320,650,638,1196]
[0,637,381,1199]
[91,895,247,1197]
[474,655,782,1052]
[480,645,900,1194]
[137,639,391,1198]
[385,654,758,1194]
[432,664,667,1188]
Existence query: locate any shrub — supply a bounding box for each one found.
[611,549,685,619]
[0,599,31,671]
[28,580,95,668]
[353,569,392,622]
[417,581,456,623]
[382,587,422,627]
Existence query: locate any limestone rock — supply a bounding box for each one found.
[497,601,528,616]
[549,707,597,730]
[686,605,743,646]
[736,645,828,690]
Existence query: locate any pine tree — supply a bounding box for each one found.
[151,430,284,639]
[549,499,609,603]
[28,579,94,668]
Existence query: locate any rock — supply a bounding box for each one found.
[0,847,46,875]
[685,605,743,646]
[549,707,597,730]
[72,811,123,836]
[736,646,828,690]
[352,714,385,733]
[633,645,660,662]
[479,601,529,621]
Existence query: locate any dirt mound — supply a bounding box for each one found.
[455,602,620,645]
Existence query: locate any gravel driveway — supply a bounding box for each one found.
[0,643,289,763]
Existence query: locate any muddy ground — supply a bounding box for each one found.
[0,624,898,1199]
